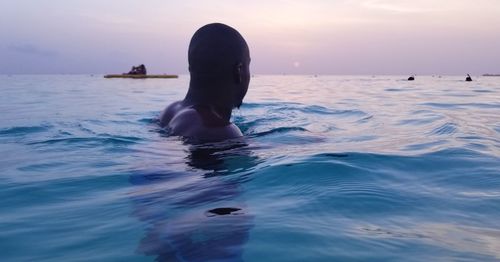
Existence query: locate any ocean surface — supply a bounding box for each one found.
[1,74,500,261]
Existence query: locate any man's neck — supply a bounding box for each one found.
[184,89,233,122]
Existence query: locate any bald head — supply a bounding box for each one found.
[186,23,251,109]
[188,23,250,76]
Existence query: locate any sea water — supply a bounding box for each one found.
[1,75,499,261]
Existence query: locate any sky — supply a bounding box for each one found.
[1,0,499,75]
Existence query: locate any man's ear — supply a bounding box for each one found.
[234,62,243,84]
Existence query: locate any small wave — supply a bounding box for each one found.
[359,223,500,258]
[397,115,443,126]
[333,183,417,210]
[250,155,424,217]
[432,168,500,190]
[403,140,449,151]
[250,126,308,137]
[410,109,434,114]
[360,226,427,239]
[242,102,300,109]
[444,93,476,98]
[430,123,458,135]
[296,105,337,115]
[18,162,66,172]
[28,135,142,146]
[422,147,496,158]
[243,102,367,117]
[356,115,373,123]
[458,135,500,144]
[138,117,159,124]
[0,124,52,136]
[317,153,349,158]
[236,117,284,133]
[420,102,458,109]
[473,89,493,93]
[289,105,367,117]
[421,102,500,109]
[385,88,406,92]
[465,142,489,151]
[342,135,378,143]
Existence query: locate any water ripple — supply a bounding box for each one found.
[421,102,500,109]
[430,122,458,135]
[28,135,142,146]
[2,75,500,261]
[0,124,52,136]
[250,126,308,137]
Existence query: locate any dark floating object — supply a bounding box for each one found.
[466,74,472,81]
[128,64,147,75]
[104,74,178,79]
[206,207,242,216]
[408,76,415,81]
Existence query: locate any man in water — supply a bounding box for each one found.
[466,74,472,81]
[160,23,250,142]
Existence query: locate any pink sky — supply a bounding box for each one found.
[1,0,499,74]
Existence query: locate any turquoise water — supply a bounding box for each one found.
[1,75,500,261]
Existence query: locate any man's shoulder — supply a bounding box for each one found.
[159,101,184,127]
[168,107,243,142]
[169,107,203,132]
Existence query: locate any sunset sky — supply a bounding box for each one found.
[1,0,499,75]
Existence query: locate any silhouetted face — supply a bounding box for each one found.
[188,23,250,109]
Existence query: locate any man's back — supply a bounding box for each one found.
[160,101,243,142]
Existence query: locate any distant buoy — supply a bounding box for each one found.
[205,207,242,217]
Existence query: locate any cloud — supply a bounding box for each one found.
[360,0,438,13]
[78,12,136,26]
[7,44,59,57]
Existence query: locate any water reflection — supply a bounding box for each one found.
[130,139,259,261]
[360,223,500,259]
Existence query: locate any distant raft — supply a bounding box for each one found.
[104,74,178,79]
[482,74,500,77]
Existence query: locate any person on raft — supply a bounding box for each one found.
[128,64,147,75]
